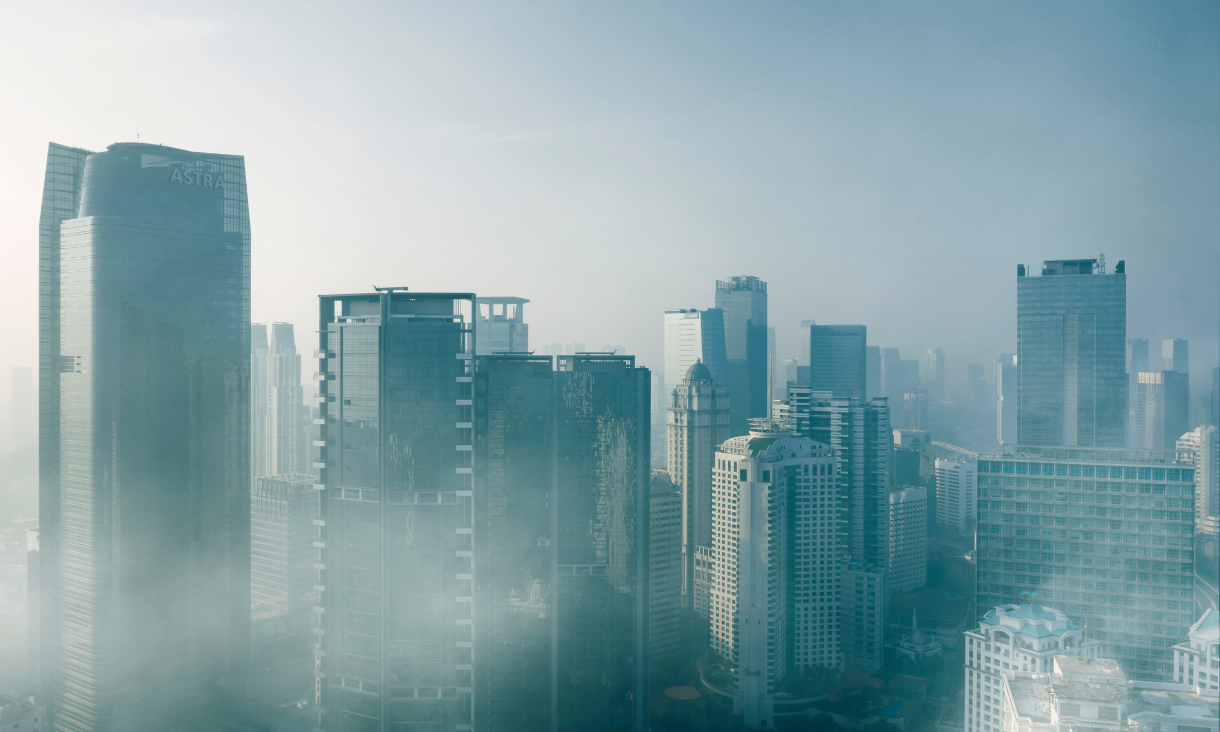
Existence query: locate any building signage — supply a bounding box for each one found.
[141,153,226,190]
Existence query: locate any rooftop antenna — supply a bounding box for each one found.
[373,285,409,292]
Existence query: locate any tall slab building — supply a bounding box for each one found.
[805,324,868,400]
[663,308,728,403]
[1016,259,1126,448]
[37,142,251,731]
[715,277,768,436]
[471,352,651,732]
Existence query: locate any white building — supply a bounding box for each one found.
[474,296,529,355]
[935,459,977,536]
[964,601,1098,732]
[1178,425,1219,532]
[252,322,304,482]
[887,486,927,594]
[663,308,729,402]
[705,424,841,729]
[1173,609,1219,692]
[668,361,731,611]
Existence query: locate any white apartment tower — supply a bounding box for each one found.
[668,361,730,610]
[935,458,978,536]
[964,601,1098,732]
[1177,425,1219,532]
[707,424,841,729]
[887,486,927,594]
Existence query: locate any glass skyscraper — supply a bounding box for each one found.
[37,142,251,731]
[804,324,868,400]
[473,353,651,732]
[1016,259,1126,448]
[715,276,768,437]
[975,445,1197,680]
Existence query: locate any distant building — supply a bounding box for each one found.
[903,392,928,430]
[888,486,927,594]
[1128,338,1149,447]
[667,361,730,611]
[474,296,529,354]
[881,348,920,405]
[964,601,1099,732]
[1172,610,1219,691]
[925,349,946,402]
[1136,371,1190,451]
[650,471,683,664]
[886,587,973,652]
[716,276,768,436]
[251,474,319,617]
[805,324,868,400]
[867,346,882,401]
[663,309,729,408]
[842,563,887,672]
[1162,338,1189,373]
[705,426,841,728]
[1016,258,1126,448]
[995,353,1017,445]
[935,459,977,537]
[893,609,942,661]
[975,447,1198,680]
[1178,426,1219,532]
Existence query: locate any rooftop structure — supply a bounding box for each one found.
[474,296,529,354]
[1172,610,1220,692]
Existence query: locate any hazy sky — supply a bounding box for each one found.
[2,1,1218,407]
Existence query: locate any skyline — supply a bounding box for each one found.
[1,1,1219,412]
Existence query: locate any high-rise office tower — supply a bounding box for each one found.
[649,471,683,665]
[1161,339,1189,373]
[267,323,302,476]
[768,325,777,411]
[663,308,728,401]
[1136,371,1190,451]
[471,351,651,732]
[967,364,989,412]
[995,353,1017,445]
[37,142,251,730]
[925,349,946,402]
[886,486,927,594]
[840,564,886,672]
[251,474,319,621]
[252,324,270,481]
[934,459,977,537]
[1127,338,1149,447]
[707,426,841,728]
[314,290,478,732]
[474,296,529,355]
[715,276,768,436]
[866,346,881,401]
[893,430,935,532]
[779,387,892,568]
[1016,258,1126,448]
[902,392,928,430]
[975,446,1197,680]
[879,348,919,405]
[805,324,868,400]
[9,366,33,451]
[667,361,730,611]
[1177,426,1219,532]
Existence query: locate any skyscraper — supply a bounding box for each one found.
[975,445,1197,680]
[470,351,652,732]
[934,459,977,537]
[995,353,1017,444]
[474,296,529,355]
[706,426,841,727]
[840,564,886,672]
[267,323,303,476]
[1136,371,1190,452]
[38,142,251,730]
[879,348,919,405]
[1161,338,1189,373]
[887,486,927,594]
[250,473,319,646]
[925,349,945,402]
[1016,258,1126,448]
[715,276,768,436]
[662,308,728,400]
[649,471,683,665]
[314,290,477,732]
[805,324,868,400]
[1177,425,1219,532]
[1127,338,1149,447]
[667,361,730,611]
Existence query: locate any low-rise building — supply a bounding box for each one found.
[0,694,41,732]
[1172,609,1219,692]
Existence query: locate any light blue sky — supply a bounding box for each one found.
[1,1,1217,407]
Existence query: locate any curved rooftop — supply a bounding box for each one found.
[684,360,714,382]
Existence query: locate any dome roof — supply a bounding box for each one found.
[684,361,713,382]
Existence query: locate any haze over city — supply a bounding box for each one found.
[0,3,1217,732]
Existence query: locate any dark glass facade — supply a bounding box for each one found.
[1017,260,1126,448]
[804,324,868,400]
[472,354,652,732]
[715,277,768,437]
[37,142,251,731]
[975,447,1197,680]
[316,292,476,732]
